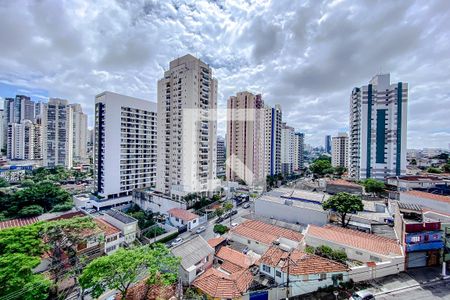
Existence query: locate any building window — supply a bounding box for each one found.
[262,265,271,273]
[369,255,381,262]
[276,271,282,277]
[319,273,327,281]
[106,245,117,253]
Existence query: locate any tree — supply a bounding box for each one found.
[443,162,450,173]
[427,167,442,174]
[309,159,333,177]
[0,224,45,257]
[18,205,44,217]
[213,224,229,234]
[0,253,51,300]
[21,179,35,188]
[79,245,179,299]
[0,178,9,188]
[223,201,233,212]
[334,166,346,177]
[322,192,364,228]
[215,207,224,218]
[361,178,385,196]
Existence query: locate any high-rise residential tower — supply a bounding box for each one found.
[349,74,408,180]
[7,120,42,160]
[226,92,265,187]
[331,132,349,169]
[325,135,331,154]
[156,54,218,200]
[294,132,305,171]
[43,98,73,168]
[94,92,157,200]
[264,104,282,176]
[217,135,226,178]
[281,123,295,176]
[70,104,88,163]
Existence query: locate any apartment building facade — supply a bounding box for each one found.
[70,104,88,163]
[94,91,157,201]
[294,132,305,171]
[281,122,295,176]
[7,120,42,160]
[325,135,331,154]
[349,74,408,180]
[264,104,282,177]
[216,135,226,178]
[226,92,266,187]
[331,132,349,168]
[156,54,218,200]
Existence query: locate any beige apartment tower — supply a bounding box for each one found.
[331,132,349,168]
[226,92,266,187]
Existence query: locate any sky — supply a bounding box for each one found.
[0,0,449,149]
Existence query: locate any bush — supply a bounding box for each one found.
[18,205,44,217]
[305,245,315,254]
[144,226,165,239]
[50,202,73,212]
[331,249,348,263]
[213,224,229,234]
[157,231,179,244]
[312,245,348,263]
[0,178,10,188]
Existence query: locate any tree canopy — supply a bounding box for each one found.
[361,178,385,195]
[309,159,333,176]
[322,192,364,227]
[79,244,180,299]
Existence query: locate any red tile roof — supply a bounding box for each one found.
[404,190,450,204]
[193,268,253,299]
[167,208,199,221]
[231,220,303,245]
[260,246,348,275]
[116,280,176,300]
[328,179,361,187]
[0,217,40,230]
[306,225,403,256]
[208,237,225,248]
[216,246,254,269]
[94,218,121,236]
[220,260,244,274]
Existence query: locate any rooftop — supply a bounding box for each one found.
[327,179,361,188]
[306,225,403,257]
[192,268,253,299]
[397,201,423,212]
[216,246,255,270]
[105,209,137,224]
[231,220,303,245]
[208,237,226,248]
[423,210,450,223]
[259,246,348,275]
[259,194,325,212]
[171,236,214,270]
[388,175,444,182]
[94,218,121,236]
[0,216,40,230]
[167,208,199,221]
[403,190,450,204]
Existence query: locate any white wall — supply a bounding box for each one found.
[399,193,450,214]
[229,232,269,254]
[133,193,187,214]
[349,259,405,282]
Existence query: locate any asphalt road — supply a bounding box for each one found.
[375,279,450,300]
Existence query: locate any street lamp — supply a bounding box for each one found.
[333,290,339,300]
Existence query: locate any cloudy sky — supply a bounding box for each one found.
[0,0,449,149]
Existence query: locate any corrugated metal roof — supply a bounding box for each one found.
[171,236,214,270]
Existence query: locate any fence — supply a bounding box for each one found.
[141,223,179,244]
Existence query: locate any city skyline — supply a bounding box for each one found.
[0,1,450,148]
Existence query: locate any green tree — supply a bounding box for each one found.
[18,205,44,217]
[0,177,10,188]
[309,159,333,177]
[361,178,385,196]
[21,179,35,188]
[0,224,45,257]
[213,224,229,234]
[334,166,346,177]
[0,253,51,300]
[223,201,233,212]
[322,192,364,228]
[79,245,179,299]
[215,207,224,218]
[427,167,442,174]
[443,162,450,173]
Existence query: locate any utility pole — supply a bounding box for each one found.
[285,251,290,300]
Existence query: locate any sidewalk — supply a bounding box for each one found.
[366,266,447,295]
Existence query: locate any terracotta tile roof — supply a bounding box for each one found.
[167,208,199,221]
[404,190,450,204]
[306,225,403,256]
[259,246,348,275]
[208,237,225,248]
[116,280,176,300]
[220,260,244,273]
[231,220,303,245]
[47,211,86,221]
[0,217,40,230]
[216,246,254,269]
[94,218,121,236]
[193,268,253,299]
[328,179,361,187]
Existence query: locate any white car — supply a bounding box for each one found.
[231,222,239,227]
[350,290,375,300]
[195,226,206,234]
[171,237,184,247]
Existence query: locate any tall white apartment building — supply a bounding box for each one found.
[226,92,265,187]
[156,54,218,200]
[6,120,42,160]
[264,104,282,176]
[43,98,74,168]
[70,104,88,163]
[94,91,157,200]
[281,123,295,176]
[0,109,4,151]
[331,132,349,168]
[349,74,408,180]
[217,136,226,178]
[294,132,305,171]
[3,95,35,153]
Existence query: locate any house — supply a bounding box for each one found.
[192,268,254,300]
[399,190,450,214]
[326,179,363,195]
[115,279,176,300]
[259,246,349,296]
[304,224,405,281]
[229,220,303,254]
[167,208,200,230]
[171,236,214,285]
[102,209,138,244]
[215,246,257,274]
[208,236,226,252]
[386,175,446,191]
[93,218,122,255]
[393,202,444,268]
[423,210,450,264]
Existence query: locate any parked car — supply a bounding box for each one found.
[216,217,224,223]
[242,247,249,254]
[350,291,375,300]
[231,222,238,227]
[242,203,250,209]
[171,237,184,247]
[195,226,206,234]
[230,210,238,215]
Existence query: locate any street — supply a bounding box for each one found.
[376,279,450,300]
